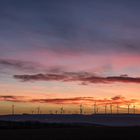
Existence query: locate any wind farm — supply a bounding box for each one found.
[0,103,139,127]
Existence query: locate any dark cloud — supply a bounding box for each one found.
[0,58,44,73]
[111,95,125,101]
[0,95,26,102]
[0,0,140,55]
[14,72,140,84]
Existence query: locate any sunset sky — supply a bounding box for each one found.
[0,0,140,114]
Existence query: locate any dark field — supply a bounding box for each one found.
[0,121,140,140]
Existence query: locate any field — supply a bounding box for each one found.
[1,114,140,126]
[0,114,140,139]
[0,124,140,140]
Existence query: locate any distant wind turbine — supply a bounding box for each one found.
[94,102,97,114]
[37,107,40,114]
[60,107,64,114]
[117,104,119,114]
[80,104,83,115]
[128,104,130,114]
[110,104,112,114]
[133,105,136,114]
[12,104,15,115]
[105,104,107,114]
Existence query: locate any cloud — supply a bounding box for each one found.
[1,0,140,57]
[0,58,53,74]
[14,72,140,84]
[0,58,43,72]
[0,95,138,106]
[31,97,94,105]
[111,95,125,101]
[0,95,27,102]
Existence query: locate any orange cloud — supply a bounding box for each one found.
[0,95,139,106]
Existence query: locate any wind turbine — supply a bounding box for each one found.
[60,107,64,114]
[12,104,15,115]
[55,110,58,114]
[80,104,83,115]
[96,107,99,114]
[94,102,97,114]
[37,107,40,114]
[105,104,107,114]
[110,103,112,114]
[133,105,136,114]
[117,104,119,114]
[127,104,130,114]
[31,110,34,115]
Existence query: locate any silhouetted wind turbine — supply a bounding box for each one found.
[117,104,119,114]
[105,104,107,114]
[127,104,131,114]
[32,110,34,115]
[110,103,112,114]
[37,107,40,114]
[80,104,83,115]
[55,110,58,114]
[60,107,64,114]
[12,104,15,115]
[94,102,97,114]
[133,105,136,114]
[96,107,99,114]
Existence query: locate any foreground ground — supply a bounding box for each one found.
[0,114,140,139]
[1,114,140,126]
[0,124,140,140]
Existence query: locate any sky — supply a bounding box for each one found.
[0,0,140,114]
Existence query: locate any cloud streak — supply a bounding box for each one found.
[0,95,138,106]
[0,95,28,102]
[14,72,140,84]
[0,58,43,73]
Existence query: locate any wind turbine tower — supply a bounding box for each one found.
[133,105,136,114]
[80,104,83,115]
[37,107,40,114]
[60,107,64,114]
[94,102,97,114]
[110,104,112,114]
[117,104,119,114]
[105,104,107,114]
[12,104,15,115]
[128,104,130,114]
